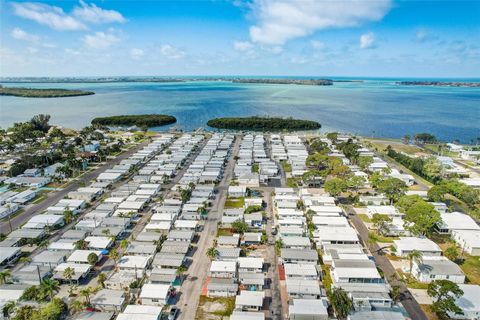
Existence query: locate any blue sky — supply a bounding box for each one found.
[1,0,479,77]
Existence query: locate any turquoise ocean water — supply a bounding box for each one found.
[1,79,479,143]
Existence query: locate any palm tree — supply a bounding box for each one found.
[176,266,187,281]
[69,299,84,315]
[119,239,130,250]
[0,270,12,285]
[63,267,75,286]
[18,257,32,264]
[97,272,107,288]
[206,247,219,260]
[74,239,89,250]
[40,278,60,301]
[109,248,120,269]
[63,209,74,224]
[328,287,354,320]
[79,287,93,306]
[406,250,423,274]
[2,300,16,318]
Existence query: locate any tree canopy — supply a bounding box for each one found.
[206,116,321,131]
[428,280,464,319]
[92,114,176,127]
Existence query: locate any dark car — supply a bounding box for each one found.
[168,306,179,320]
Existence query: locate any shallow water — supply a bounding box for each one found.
[1,79,479,143]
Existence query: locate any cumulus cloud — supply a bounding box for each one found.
[11,28,40,42]
[160,45,185,59]
[83,31,120,49]
[130,48,144,60]
[234,40,254,52]
[11,2,87,31]
[248,0,391,45]
[360,32,375,49]
[73,0,126,24]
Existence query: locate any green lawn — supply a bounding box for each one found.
[287,177,298,188]
[31,195,48,204]
[368,231,399,243]
[399,272,429,290]
[224,197,245,209]
[281,160,292,173]
[459,255,480,285]
[321,264,332,290]
[217,228,233,237]
[357,214,372,223]
[195,296,236,320]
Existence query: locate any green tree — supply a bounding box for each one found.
[404,201,440,236]
[357,156,373,170]
[119,239,130,250]
[396,195,424,213]
[97,272,107,288]
[371,214,392,232]
[376,177,407,204]
[428,184,449,202]
[63,209,74,225]
[328,287,354,320]
[69,300,84,315]
[0,269,12,284]
[20,285,40,301]
[40,278,60,301]
[79,287,93,306]
[428,280,464,319]
[326,132,339,144]
[38,298,67,320]
[10,305,37,320]
[402,134,410,144]
[30,114,51,132]
[109,248,120,269]
[423,157,443,181]
[87,252,99,266]
[444,247,459,262]
[63,267,75,286]
[231,219,249,234]
[324,178,348,197]
[2,301,16,319]
[74,239,89,250]
[406,250,423,274]
[347,175,365,191]
[206,247,219,260]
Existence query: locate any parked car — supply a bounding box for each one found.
[168,306,179,320]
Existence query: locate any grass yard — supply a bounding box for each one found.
[399,272,429,290]
[365,138,424,155]
[321,264,333,290]
[287,177,298,188]
[357,214,372,223]
[224,197,245,209]
[281,160,292,173]
[195,296,236,320]
[459,255,480,285]
[31,195,48,204]
[217,228,233,237]
[368,231,399,243]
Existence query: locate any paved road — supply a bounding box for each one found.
[346,206,428,320]
[263,189,284,320]
[176,135,241,320]
[0,141,150,235]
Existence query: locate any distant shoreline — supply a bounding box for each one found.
[0,86,94,98]
[397,81,480,88]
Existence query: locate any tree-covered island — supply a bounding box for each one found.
[91,114,177,128]
[207,116,321,131]
[231,78,333,85]
[0,86,94,98]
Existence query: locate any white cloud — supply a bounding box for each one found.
[83,31,120,49]
[11,28,40,42]
[12,2,86,31]
[248,0,391,45]
[130,48,144,60]
[27,47,39,54]
[160,45,185,59]
[234,40,254,52]
[310,40,325,50]
[360,32,376,49]
[73,0,126,24]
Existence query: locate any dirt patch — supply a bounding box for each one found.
[195,296,235,320]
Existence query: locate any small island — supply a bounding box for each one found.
[397,81,480,88]
[207,116,321,131]
[0,86,95,98]
[231,78,333,86]
[91,114,177,128]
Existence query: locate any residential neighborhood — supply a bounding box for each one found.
[1,128,480,320]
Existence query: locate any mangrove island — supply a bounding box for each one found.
[91,114,177,128]
[207,116,321,131]
[0,86,95,98]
